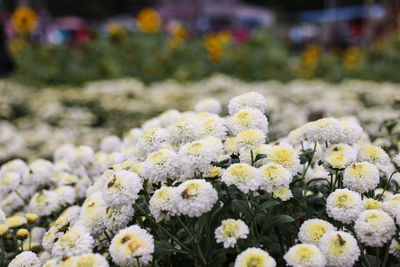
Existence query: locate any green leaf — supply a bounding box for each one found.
[254,153,267,162]
[232,199,251,217]
[299,149,314,164]
[268,215,295,228]
[255,200,279,213]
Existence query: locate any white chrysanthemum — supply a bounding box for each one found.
[215,219,249,248]
[0,191,24,215]
[54,144,75,161]
[9,251,40,267]
[298,219,336,244]
[326,189,363,224]
[149,186,178,222]
[42,216,71,251]
[224,137,239,154]
[142,149,181,184]
[52,225,94,259]
[393,153,400,167]
[0,208,5,224]
[318,231,360,267]
[239,144,269,166]
[28,159,54,185]
[339,120,363,145]
[301,118,344,145]
[79,192,106,235]
[324,144,357,169]
[236,129,266,151]
[197,113,227,140]
[102,170,142,208]
[272,188,293,201]
[259,163,292,193]
[123,128,143,146]
[60,205,81,224]
[175,179,218,217]
[70,145,95,168]
[382,194,400,216]
[54,186,76,207]
[0,159,29,185]
[0,172,21,196]
[60,253,109,267]
[389,239,400,259]
[234,247,276,267]
[354,209,396,247]
[195,98,222,114]
[375,188,393,202]
[363,198,381,210]
[43,259,58,267]
[343,162,379,193]
[110,225,154,267]
[28,190,60,216]
[167,118,200,146]
[137,128,169,158]
[228,91,267,115]
[221,164,260,193]
[158,109,182,127]
[265,145,301,174]
[284,244,326,267]
[104,205,134,232]
[100,135,122,153]
[178,139,218,176]
[287,127,303,147]
[358,145,390,165]
[88,152,108,177]
[229,108,268,136]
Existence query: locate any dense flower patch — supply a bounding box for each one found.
[1,88,400,266]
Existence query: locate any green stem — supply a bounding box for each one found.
[104,230,112,242]
[136,257,142,267]
[376,247,380,267]
[301,142,317,180]
[348,225,371,267]
[1,237,5,267]
[13,190,28,205]
[245,195,260,244]
[377,171,397,201]
[250,150,254,166]
[382,240,391,267]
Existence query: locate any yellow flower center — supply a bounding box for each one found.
[222,221,239,237]
[244,254,265,267]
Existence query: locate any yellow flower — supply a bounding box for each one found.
[11,6,38,34]
[0,224,8,236]
[26,213,39,224]
[137,8,161,34]
[6,215,26,228]
[106,22,126,39]
[167,23,187,48]
[8,38,24,54]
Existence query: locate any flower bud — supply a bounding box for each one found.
[16,228,29,240]
[0,224,8,236]
[25,213,39,224]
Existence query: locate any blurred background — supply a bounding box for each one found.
[1,0,400,85]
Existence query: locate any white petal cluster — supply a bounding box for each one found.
[354,209,396,247]
[28,190,60,216]
[234,247,276,267]
[149,186,178,222]
[79,192,106,235]
[343,162,379,193]
[318,231,360,267]
[284,243,326,267]
[167,118,200,146]
[235,129,266,151]
[298,219,336,244]
[221,163,261,193]
[324,144,357,170]
[104,204,134,232]
[136,127,169,158]
[265,145,301,174]
[195,98,222,114]
[142,149,181,183]
[228,91,267,115]
[259,163,292,193]
[214,219,249,248]
[326,189,363,224]
[109,225,154,267]
[52,225,94,259]
[229,108,268,135]
[175,179,218,217]
[301,118,344,145]
[9,251,41,267]
[339,120,363,145]
[59,253,109,267]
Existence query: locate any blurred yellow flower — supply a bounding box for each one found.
[11,6,38,34]
[167,23,187,48]
[343,47,362,70]
[205,31,231,63]
[297,44,320,78]
[8,38,24,54]
[137,8,161,34]
[106,22,126,39]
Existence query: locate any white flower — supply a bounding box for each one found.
[318,231,360,267]
[339,120,363,145]
[178,139,219,176]
[235,129,266,151]
[228,91,267,115]
[175,179,218,217]
[382,194,400,216]
[229,108,268,135]
[265,145,301,174]
[9,251,40,267]
[197,113,227,140]
[298,219,336,244]
[0,159,29,185]
[259,163,292,193]
[224,137,240,154]
[158,109,182,127]
[70,145,95,168]
[28,159,54,185]
[0,172,21,196]
[239,144,269,167]
[326,189,363,224]
[215,219,249,248]
[100,135,122,153]
[284,243,326,267]
[54,186,76,207]
[323,144,357,169]
[343,162,380,193]
[102,170,142,208]
[53,144,75,161]
[28,190,60,216]
[363,198,381,210]
[234,247,276,267]
[358,145,390,165]
[301,118,344,145]
[142,149,181,184]
[110,225,154,267]
[272,188,293,201]
[137,128,169,158]
[104,205,134,232]
[123,128,143,146]
[354,209,396,247]
[167,118,200,146]
[149,186,178,222]
[60,253,109,267]
[393,153,400,168]
[195,98,222,114]
[79,192,106,235]
[389,239,400,259]
[52,225,94,259]
[0,208,5,224]
[221,164,261,193]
